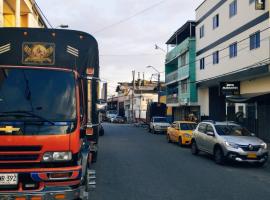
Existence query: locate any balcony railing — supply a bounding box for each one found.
[167,94,178,104]
[166,70,178,84]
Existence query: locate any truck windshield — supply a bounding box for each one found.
[0,68,76,134]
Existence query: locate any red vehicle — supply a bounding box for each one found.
[0,28,106,199]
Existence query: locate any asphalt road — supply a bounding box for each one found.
[91,123,270,200]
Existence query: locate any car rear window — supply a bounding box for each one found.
[180,123,197,130]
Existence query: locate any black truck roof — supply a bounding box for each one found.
[0,28,99,76]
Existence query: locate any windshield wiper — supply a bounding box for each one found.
[0,111,55,125]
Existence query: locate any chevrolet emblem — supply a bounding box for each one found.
[0,126,20,133]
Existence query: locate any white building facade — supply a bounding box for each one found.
[196,0,270,142]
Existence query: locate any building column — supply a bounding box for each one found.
[15,0,20,27]
[0,0,3,27]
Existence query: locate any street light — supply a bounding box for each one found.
[55,24,69,29]
[146,65,161,103]
[154,44,166,53]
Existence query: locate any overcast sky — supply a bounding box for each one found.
[36,0,202,95]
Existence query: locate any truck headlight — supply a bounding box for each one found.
[225,141,239,149]
[261,143,267,150]
[155,125,161,129]
[42,152,72,162]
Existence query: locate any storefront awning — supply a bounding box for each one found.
[197,64,270,87]
[226,92,270,103]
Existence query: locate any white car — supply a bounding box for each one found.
[149,116,170,134]
[191,121,268,166]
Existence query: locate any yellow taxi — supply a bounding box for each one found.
[167,121,197,146]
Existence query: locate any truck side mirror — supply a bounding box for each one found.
[96,100,107,112]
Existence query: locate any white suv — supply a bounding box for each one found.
[191,121,268,166]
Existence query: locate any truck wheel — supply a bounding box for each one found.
[91,152,98,163]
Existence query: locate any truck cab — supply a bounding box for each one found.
[0,28,105,200]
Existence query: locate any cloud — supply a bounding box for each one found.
[36,0,202,95]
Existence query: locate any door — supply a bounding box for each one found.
[195,123,207,150]
[170,123,178,142]
[203,124,216,154]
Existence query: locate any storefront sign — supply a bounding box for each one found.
[255,0,265,10]
[220,82,240,96]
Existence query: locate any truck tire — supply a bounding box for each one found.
[91,151,98,163]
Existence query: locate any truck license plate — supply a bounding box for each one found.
[0,174,18,185]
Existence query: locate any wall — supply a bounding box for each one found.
[1,0,45,28]
[198,87,209,116]
[241,75,270,94]
[0,0,3,26]
[196,0,270,82]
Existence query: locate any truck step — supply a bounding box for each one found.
[88,170,96,189]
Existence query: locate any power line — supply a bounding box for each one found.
[33,0,53,28]
[100,53,164,57]
[168,26,270,71]
[93,0,168,34]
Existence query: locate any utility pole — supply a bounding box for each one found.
[157,73,160,103]
[131,70,135,123]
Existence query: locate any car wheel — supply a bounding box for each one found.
[178,136,183,147]
[191,141,199,155]
[214,147,225,165]
[167,134,171,143]
[255,161,267,167]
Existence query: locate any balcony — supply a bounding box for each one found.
[166,38,189,64]
[166,70,178,85]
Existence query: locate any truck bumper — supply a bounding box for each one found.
[0,186,82,200]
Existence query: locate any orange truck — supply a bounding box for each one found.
[0,28,106,199]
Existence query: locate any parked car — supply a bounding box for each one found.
[191,121,269,166]
[111,116,125,123]
[149,116,170,134]
[167,121,197,146]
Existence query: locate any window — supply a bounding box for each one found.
[229,0,237,17]
[180,52,187,67]
[213,14,219,29]
[206,125,214,133]
[213,51,219,64]
[198,123,207,133]
[200,58,205,70]
[229,43,237,58]
[250,32,260,50]
[181,79,188,94]
[200,25,204,38]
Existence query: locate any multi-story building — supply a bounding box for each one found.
[117,79,159,122]
[0,0,46,27]
[196,0,270,141]
[165,21,199,121]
